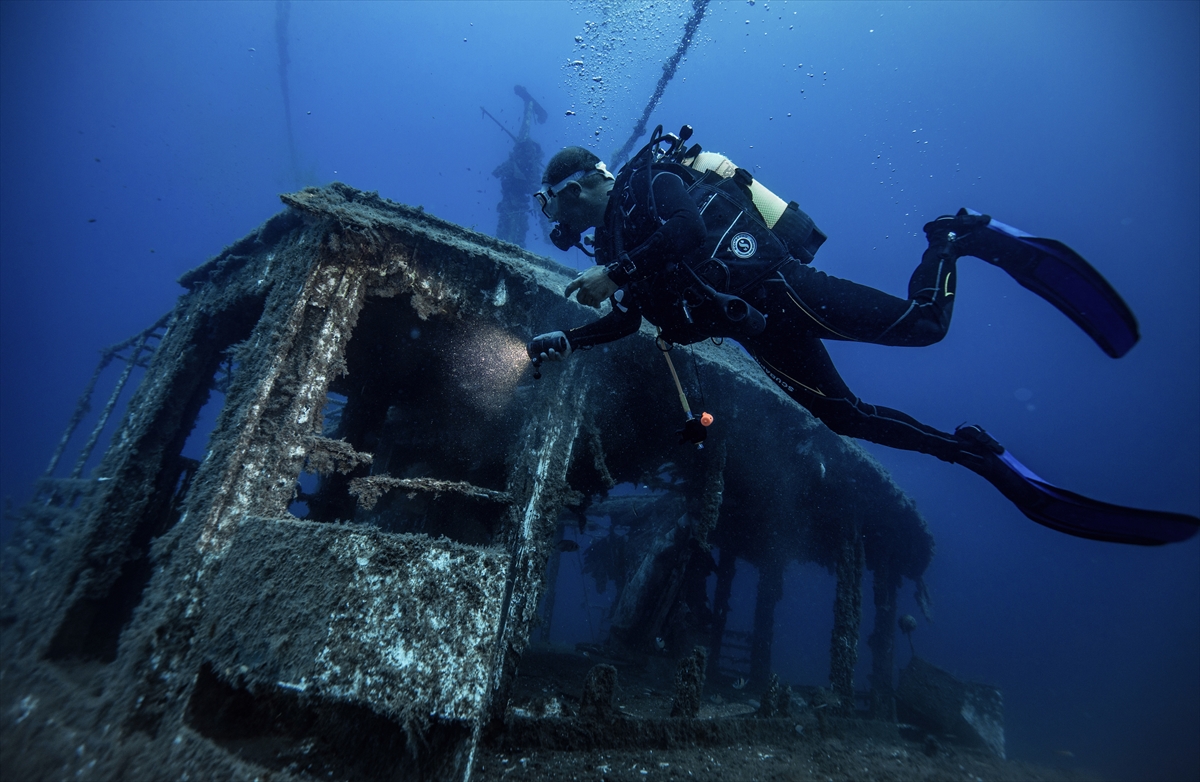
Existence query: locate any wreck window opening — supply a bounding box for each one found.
[564,481,671,645]
[178,361,236,463]
[542,518,618,647]
[172,347,249,533]
[531,480,685,661]
[322,391,347,436]
[771,561,839,694]
[289,470,318,519]
[714,557,758,680]
[315,294,522,544]
[288,393,350,521]
[517,470,841,720]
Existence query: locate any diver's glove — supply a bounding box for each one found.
[527,331,572,379]
[565,265,619,309]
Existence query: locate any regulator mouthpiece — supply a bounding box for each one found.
[550,223,581,252]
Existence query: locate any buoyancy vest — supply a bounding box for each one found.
[603,127,826,344]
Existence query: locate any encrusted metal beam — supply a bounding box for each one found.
[350,476,513,510]
[829,515,866,711]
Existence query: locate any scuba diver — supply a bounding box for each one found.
[526,125,1199,547]
[484,85,548,248]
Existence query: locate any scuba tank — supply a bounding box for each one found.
[680,150,825,265]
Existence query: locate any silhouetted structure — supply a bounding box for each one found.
[487,85,547,248]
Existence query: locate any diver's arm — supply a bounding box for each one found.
[529,292,641,372]
[563,291,643,349]
[566,265,619,308]
[606,172,706,284]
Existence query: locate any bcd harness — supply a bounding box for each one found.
[604,125,827,346]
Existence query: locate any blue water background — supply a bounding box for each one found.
[1,2,1197,779]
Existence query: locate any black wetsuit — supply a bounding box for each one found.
[563,168,969,464]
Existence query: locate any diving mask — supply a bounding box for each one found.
[534,161,612,221]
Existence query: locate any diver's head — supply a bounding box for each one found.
[535,146,615,250]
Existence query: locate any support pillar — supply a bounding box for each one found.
[749,557,784,686]
[708,547,737,675]
[829,517,864,712]
[868,563,901,720]
[487,361,590,721]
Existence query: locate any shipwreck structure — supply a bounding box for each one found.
[0,184,936,780]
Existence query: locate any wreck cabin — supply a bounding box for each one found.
[1,184,933,780]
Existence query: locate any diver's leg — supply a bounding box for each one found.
[770,250,956,348]
[925,209,1140,358]
[744,334,1200,545]
[743,333,963,461]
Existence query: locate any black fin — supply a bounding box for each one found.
[961,209,1139,358]
[987,448,1198,546]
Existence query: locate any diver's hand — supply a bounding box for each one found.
[565,266,618,309]
[527,331,572,373]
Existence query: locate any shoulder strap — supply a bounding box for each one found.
[609,156,689,262]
